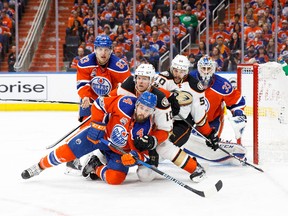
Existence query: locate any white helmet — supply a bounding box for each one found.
[197,55,216,88]
[135,63,156,83]
[170,54,190,75]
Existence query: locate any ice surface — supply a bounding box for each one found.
[0,111,288,216]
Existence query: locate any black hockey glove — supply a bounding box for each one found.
[206,129,220,151]
[147,149,159,167]
[134,135,157,152]
[168,93,180,116]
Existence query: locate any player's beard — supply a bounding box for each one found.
[135,114,148,123]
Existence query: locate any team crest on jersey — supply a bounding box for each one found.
[161,97,169,107]
[91,76,112,96]
[197,82,204,91]
[111,124,128,147]
[120,117,128,126]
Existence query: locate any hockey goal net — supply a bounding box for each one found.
[237,62,288,165]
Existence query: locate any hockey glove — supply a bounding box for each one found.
[134,135,157,152]
[206,129,220,151]
[87,121,106,144]
[147,149,159,167]
[168,93,180,116]
[121,150,140,167]
[229,110,247,139]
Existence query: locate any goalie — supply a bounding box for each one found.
[186,55,247,165]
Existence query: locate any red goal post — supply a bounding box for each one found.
[237,62,288,165]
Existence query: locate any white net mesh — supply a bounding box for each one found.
[239,62,288,164]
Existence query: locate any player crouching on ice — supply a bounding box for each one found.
[21,91,205,184]
[186,55,247,165]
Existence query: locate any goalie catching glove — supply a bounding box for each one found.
[206,129,220,151]
[134,135,157,152]
[229,110,247,139]
[121,150,141,167]
[87,121,106,144]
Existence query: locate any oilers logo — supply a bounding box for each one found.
[91,76,112,96]
[111,124,128,147]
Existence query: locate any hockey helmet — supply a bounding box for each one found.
[94,35,113,49]
[197,55,216,87]
[135,63,156,81]
[136,91,157,110]
[170,54,190,75]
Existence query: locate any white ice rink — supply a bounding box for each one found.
[1,111,288,216]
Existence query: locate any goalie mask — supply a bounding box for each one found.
[94,35,113,65]
[134,63,156,93]
[197,55,216,88]
[135,91,157,122]
[170,54,190,84]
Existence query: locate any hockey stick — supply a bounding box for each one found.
[100,138,223,198]
[177,114,264,172]
[0,98,80,104]
[46,116,91,149]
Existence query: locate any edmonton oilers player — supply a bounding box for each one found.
[21,92,156,185]
[66,35,131,171]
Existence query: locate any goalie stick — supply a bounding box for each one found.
[100,138,223,198]
[46,116,91,149]
[177,114,264,173]
[0,98,80,104]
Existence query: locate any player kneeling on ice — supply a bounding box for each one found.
[21,92,150,184]
[185,55,247,165]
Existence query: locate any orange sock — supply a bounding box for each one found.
[39,144,76,169]
[172,149,197,173]
[99,168,126,185]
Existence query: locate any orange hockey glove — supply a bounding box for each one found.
[121,151,140,167]
[87,121,106,144]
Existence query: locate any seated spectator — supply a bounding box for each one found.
[244,19,263,42]
[173,1,185,17]
[151,8,168,27]
[140,8,152,25]
[85,26,95,43]
[83,8,95,31]
[210,22,230,45]
[114,46,128,63]
[254,45,270,64]
[214,35,231,60]
[244,45,257,63]
[246,29,265,49]
[140,20,151,35]
[277,19,288,44]
[100,2,116,21]
[266,38,277,60]
[108,17,118,33]
[261,23,273,44]
[228,32,241,52]
[71,47,85,69]
[179,5,198,43]
[79,41,92,56]
[68,20,85,42]
[137,0,153,13]
[129,48,147,71]
[226,50,242,71]
[115,34,131,53]
[67,10,83,29]
[195,40,207,58]
[149,31,167,56]
[192,2,206,21]
[116,2,127,20]
[210,46,224,71]
[141,37,160,69]
[172,16,187,51]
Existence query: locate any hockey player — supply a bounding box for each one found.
[67,35,131,171]
[153,54,219,151]
[21,92,155,185]
[100,63,206,182]
[186,55,247,164]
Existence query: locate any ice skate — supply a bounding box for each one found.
[65,158,83,176]
[21,163,43,179]
[82,155,103,180]
[190,158,206,183]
